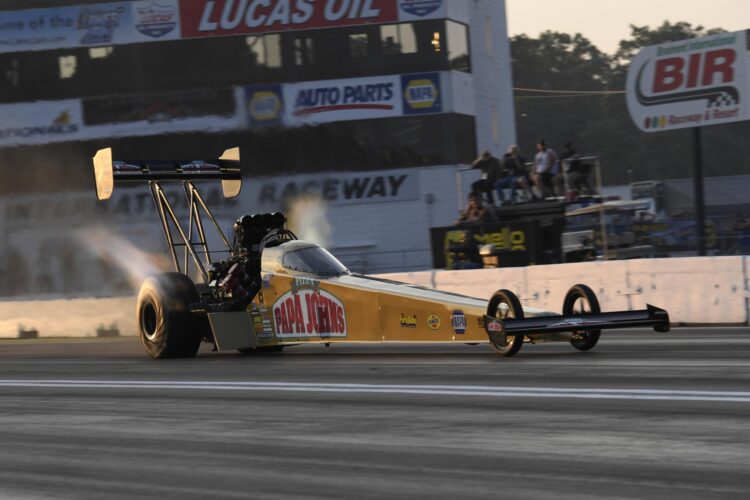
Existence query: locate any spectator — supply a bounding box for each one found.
[470,150,502,205]
[447,230,482,270]
[495,145,531,204]
[455,192,496,225]
[732,214,750,254]
[532,139,558,199]
[554,142,590,198]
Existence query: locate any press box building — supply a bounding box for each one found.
[0,0,516,292]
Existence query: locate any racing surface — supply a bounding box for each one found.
[1,329,749,499]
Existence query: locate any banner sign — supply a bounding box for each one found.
[401,72,442,115]
[0,99,84,147]
[245,84,284,128]
[0,0,449,54]
[180,0,395,38]
[281,72,443,125]
[82,88,236,125]
[179,0,448,38]
[284,74,401,125]
[397,0,445,21]
[626,30,750,132]
[430,222,540,269]
[0,0,181,54]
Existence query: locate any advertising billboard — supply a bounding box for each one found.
[626,30,750,132]
[0,0,181,54]
[179,0,447,39]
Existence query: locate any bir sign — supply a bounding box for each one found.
[626,30,750,132]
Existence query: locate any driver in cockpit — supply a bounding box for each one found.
[213,213,287,311]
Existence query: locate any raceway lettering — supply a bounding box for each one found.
[181,0,397,37]
[258,174,410,204]
[273,289,347,338]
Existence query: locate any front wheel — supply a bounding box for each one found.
[136,273,206,359]
[563,284,601,351]
[487,289,524,357]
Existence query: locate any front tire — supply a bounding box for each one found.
[487,289,524,357]
[563,284,601,351]
[136,273,205,359]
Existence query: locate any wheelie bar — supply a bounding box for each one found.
[485,305,670,338]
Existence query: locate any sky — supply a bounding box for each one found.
[506,0,750,54]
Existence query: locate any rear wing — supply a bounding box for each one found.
[92,147,241,201]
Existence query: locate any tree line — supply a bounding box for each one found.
[511,21,750,185]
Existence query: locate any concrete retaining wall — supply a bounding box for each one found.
[1,257,747,338]
[383,257,750,326]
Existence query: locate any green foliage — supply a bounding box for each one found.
[511,22,750,186]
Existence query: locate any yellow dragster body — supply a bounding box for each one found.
[213,240,551,350]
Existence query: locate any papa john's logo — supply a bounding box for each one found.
[272,289,346,338]
[401,73,441,114]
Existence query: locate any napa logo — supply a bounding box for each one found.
[401,73,441,115]
[245,85,283,127]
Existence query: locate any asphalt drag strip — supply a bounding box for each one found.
[1,329,749,499]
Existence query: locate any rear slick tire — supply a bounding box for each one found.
[136,273,204,359]
[487,289,524,357]
[563,284,601,351]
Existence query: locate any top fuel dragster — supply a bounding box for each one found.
[92,147,670,359]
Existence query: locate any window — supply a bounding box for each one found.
[446,21,470,72]
[348,33,369,58]
[380,24,417,55]
[282,246,350,277]
[58,55,76,79]
[431,31,441,53]
[295,36,315,66]
[246,34,282,68]
[88,46,113,59]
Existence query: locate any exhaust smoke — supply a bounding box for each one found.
[285,195,332,248]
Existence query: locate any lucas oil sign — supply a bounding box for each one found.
[272,288,347,338]
[626,30,750,132]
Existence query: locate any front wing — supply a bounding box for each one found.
[484,305,670,344]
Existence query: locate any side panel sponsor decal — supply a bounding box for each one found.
[272,287,347,338]
[451,310,466,334]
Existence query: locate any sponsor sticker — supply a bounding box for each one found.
[180,160,221,174]
[427,313,441,330]
[135,1,178,38]
[451,310,467,334]
[401,73,441,115]
[486,320,504,333]
[399,0,442,17]
[250,307,274,340]
[400,313,417,328]
[272,289,346,338]
[113,161,143,175]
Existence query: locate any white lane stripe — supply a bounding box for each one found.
[1,380,750,403]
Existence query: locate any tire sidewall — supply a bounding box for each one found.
[487,289,524,357]
[563,284,601,351]
[136,273,202,359]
